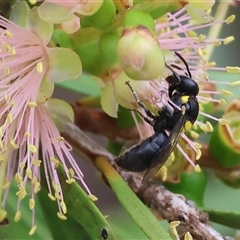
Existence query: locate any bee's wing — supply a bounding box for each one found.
[142,112,186,182]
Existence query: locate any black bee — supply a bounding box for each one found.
[115,52,199,182]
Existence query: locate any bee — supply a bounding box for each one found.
[115,52,199,182]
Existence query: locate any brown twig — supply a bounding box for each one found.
[71,104,139,142]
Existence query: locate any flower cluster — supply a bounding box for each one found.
[0,0,238,238]
[0,3,92,235]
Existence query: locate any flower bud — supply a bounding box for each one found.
[209,99,240,168]
[80,0,116,29]
[117,26,164,80]
[123,9,155,33]
[188,0,215,10]
[75,40,105,77]
[99,31,121,71]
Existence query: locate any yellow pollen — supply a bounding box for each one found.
[160,166,167,182]
[206,121,213,132]
[57,212,67,220]
[4,68,10,76]
[4,30,12,37]
[57,136,64,142]
[19,162,25,169]
[31,176,37,185]
[50,157,60,164]
[184,232,193,240]
[26,168,32,179]
[195,164,201,172]
[3,181,10,189]
[11,47,16,55]
[226,66,240,73]
[190,131,199,139]
[69,168,75,178]
[196,149,202,160]
[230,80,240,86]
[184,121,192,131]
[197,34,206,43]
[221,89,233,97]
[10,139,19,149]
[226,15,235,24]
[224,36,234,45]
[29,198,35,210]
[4,94,8,101]
[48,193,56,201]
[219,99,226,105]
[27,102,37,107]
[200,124,208,133]
[66,179,75,184]
[0,210,7,222]
[0,154,4,162]
[14,211,21,222]
[32,159,42,167]
[36,62,43,73]
[33,181,41,194]
[24,132,31,138]
[54,192,62,200]
[7,113,13,124]
[219,118,230,125]
[198,48,206,56]
[0,141,3,150]
[193,142,202,149]
[205,61,216,67]
[214,41,221,46]
[17,189,27,200]
[10,101,15,107]
[60,201,67,214]
[29,225,37,236]
[15,172,22,184]
[88,195,98,202]
[170,221,180,236]
[28,144,37,153]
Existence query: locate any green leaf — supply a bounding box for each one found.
[38,187,93,240]
[57,73,101,96]
[101,160,171,239]
[201,207,240,229]
[4,183,53,239]
[57,164,116,240]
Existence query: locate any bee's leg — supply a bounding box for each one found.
[125,81,155,119]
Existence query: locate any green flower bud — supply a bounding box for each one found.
[117,26,164,80]
[99,31,121,71]
[188,0,215,10]
[75,40,106,76]
[123,9,155,33]
[51,29,72,48]
[80,0,116,29]
[209,99,240,168]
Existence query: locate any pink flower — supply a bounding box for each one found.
[0,5,91,235]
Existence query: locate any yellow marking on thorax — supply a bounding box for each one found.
[181,95,189,104]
